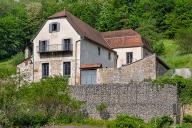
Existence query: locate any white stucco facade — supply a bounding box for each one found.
[113,47,143,68]
[32,17,116,85]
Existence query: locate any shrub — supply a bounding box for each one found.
[96,102,108,112]
[153,75,192,105]
[177,123,192,128]
[10,52,24,66]
[107,114,146,128]
[0,76,84,127]
[152,40,165,55]
[148,116,173,128]
[183,115,192,123]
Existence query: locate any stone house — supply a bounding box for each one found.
[17,10,169,85]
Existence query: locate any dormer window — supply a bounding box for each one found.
[49,22,60,32]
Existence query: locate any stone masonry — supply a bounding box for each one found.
[97,54,169,84]
[70,83,179,122]
[17,58,33,83]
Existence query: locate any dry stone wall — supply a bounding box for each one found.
[97,54,168,84]
[17,58,33,83]
[70,83,178,122]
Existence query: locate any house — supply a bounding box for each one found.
[17,10,169,85]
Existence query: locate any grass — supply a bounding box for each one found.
[0,52,24,78]
[160,39,192,69]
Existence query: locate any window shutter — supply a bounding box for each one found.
[57,22,60,32]
[46,40,49,51]
[49,23,52,33]
[39,41,42,52]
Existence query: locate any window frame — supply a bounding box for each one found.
[63,39,72,51]
[126,52,133,64]
[39,40,48,52]
[63,62,71,77]
[42,63,49,78]
[108,52,111,60]
[98,47,101,56]
[49,22,60,33]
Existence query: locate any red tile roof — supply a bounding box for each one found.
[80,64,102,69]
[48,11,151,50]
[48,11,113,52]
[101,29,151,49]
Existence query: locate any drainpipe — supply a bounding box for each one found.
[32,43,34,82]
[75,38,83,85]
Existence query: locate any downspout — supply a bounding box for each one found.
[32,43,35,82]
[75,38,83,85]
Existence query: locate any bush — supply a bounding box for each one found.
[177,123,192,128]
[183,115,192,123]
[96,102,108,112]
[153,75,192,105]
[148,116,173,128]
[107,115,146,128]
[10,52,24,66]
[0,76,84,127]
[152,40,165,55]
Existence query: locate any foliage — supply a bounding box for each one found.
[153,75,192,105]
[148,116,173,128]
[0,76,84,127]
[0,52,24,78]
[96,102,108,112]
[175,29,192,54]
[107,114,146,128]
[1,0,192,59]
[183,115,192,123]
[177,123,192,128]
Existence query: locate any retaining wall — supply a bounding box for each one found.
[70,83,178,122]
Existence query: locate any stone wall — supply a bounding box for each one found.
[17,58,33,83]
[97,54,157,84]
[70,83,179,122]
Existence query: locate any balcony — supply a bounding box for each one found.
[37,44,73,54]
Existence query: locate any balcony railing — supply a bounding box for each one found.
[37,44,73,53]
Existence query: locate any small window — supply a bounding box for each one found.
[126,52,133,64]
[98,47,101,55]
[108,52,111,60]
[42,63,49,78]
[52,23,57,31]
[39,40,48,52]
[63,62,71,76]
[63,39,71,51]
[49,22,60,32]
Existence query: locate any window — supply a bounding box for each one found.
[63,39,71,51]
[49,22,60,32]
[98,47,101,55]
[108,52,111,60]
[39,40,48,52]
[42,63,49,78]
[63,62,71,76]
[126,52,133,64]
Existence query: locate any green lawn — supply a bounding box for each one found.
[160,39,192,69]
[0,53,24,78]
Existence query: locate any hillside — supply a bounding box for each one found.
[161,40,192,69]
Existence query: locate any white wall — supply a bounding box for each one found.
[33,18,81,85]
[114,47,143,68]
[80,39,116,68]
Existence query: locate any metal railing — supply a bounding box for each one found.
[37,44,73,53]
